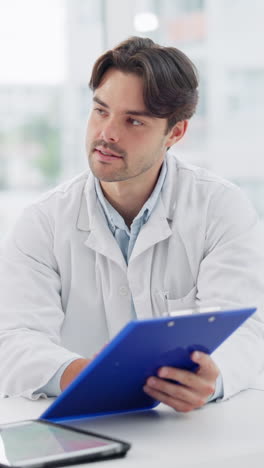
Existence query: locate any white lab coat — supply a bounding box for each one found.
[1,154,264,400]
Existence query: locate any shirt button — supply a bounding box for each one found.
[119,286,129,296]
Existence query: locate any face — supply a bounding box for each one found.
[86,69,185,184]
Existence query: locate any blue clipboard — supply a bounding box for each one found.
[41,307,256,422]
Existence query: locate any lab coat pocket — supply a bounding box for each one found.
[164,287,197,316]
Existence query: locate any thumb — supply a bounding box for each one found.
[191,351,219,379]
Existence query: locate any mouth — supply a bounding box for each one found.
[94,146,123,162]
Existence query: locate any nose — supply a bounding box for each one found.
[100,118,120,143]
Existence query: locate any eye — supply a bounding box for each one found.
[128,117,143,126]
[94,107,107,116]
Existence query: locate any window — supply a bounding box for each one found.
[1,0,263,240]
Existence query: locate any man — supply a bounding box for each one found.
[0,37,264,412]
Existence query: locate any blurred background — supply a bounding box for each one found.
[0,0,264,240]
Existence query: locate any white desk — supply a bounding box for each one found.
[0,390,264,467]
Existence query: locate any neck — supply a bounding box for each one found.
[100,164,163,227]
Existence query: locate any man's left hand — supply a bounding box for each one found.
[143,351,220,413]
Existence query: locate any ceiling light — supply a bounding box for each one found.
[133,12,159,32]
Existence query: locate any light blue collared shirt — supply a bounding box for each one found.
[94,160,168,265]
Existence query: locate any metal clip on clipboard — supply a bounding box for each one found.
[166,305,222,317]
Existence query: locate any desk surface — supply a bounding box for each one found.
[0,390,264,468]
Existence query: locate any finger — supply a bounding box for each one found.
[157,366,215,397]
[191,352,220,380]
[145,376,206,407]
[143,383,201,413]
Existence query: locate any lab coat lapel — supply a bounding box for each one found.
[86,216,127,272]
[77,175,127,272]
[129,196,172,262]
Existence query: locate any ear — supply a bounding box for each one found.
[165,120,189,147]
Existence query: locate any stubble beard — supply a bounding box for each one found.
[88,151,128,182]
[87,139,166,183]
[89,151,162,183]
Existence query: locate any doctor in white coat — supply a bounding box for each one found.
[1,36,264,412]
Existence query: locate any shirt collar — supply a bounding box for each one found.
[94,158,168,232]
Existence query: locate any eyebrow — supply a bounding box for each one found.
[93,96,153,118]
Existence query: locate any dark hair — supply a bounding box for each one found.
[89,36,199,132]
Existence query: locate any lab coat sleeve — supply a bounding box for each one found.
[0,205,82,399]
[196,184,264,400]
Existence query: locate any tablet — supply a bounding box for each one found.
[0,419,130,467]
[41,307,256,422]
